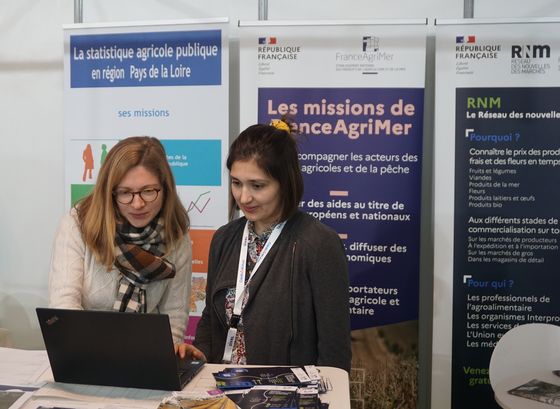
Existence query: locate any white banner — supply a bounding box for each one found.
[63,18,229,341]
[239,20,426,408]
[433,18,560,409]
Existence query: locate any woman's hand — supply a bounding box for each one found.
[175,343,207,361]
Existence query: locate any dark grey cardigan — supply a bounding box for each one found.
[193,211,351,372]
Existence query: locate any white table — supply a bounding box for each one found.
[494,370,560,409]
[184,363,350,409]
[5,355,350,409]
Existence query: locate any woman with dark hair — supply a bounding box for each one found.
[49,136,204,359]
[194,120,351,372]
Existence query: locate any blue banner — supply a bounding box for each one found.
[452,87,560,408]
[70,30,222,88]
[161,139,221,186]
[258,87,424,330]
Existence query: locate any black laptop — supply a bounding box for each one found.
[36,307,204,391]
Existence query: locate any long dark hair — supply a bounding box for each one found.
[226,119,303,221]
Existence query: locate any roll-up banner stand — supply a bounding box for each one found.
[433,17,560,409]
[239,19,427,408]
[63,18,230,342]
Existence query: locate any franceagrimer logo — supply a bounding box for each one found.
[362,36,379,52]
[335,35,393,64]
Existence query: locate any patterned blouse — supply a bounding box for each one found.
[224,221,274,364]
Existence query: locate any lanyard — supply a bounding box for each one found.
[222,220,286,363]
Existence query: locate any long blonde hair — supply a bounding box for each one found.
[77,136,189,268]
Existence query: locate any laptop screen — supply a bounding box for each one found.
[36,308,203,390]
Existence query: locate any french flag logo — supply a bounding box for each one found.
[258,37,277,45]
[456,35,476,43]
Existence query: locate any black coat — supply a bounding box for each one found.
[193,211,351,372]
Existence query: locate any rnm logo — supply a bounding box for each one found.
[511,44,550,58]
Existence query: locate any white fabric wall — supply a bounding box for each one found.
[0,0,464,350]
[1,1,559,408]
[0,1,71,349]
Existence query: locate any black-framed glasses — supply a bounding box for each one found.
[113,188,161,205]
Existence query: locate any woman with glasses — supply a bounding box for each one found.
[49,136,204,360]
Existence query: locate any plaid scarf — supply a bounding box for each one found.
[113,217,176,313]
